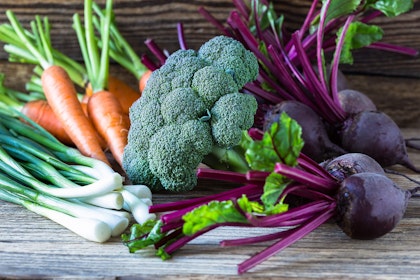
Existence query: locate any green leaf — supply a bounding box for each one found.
[245,112,304,171]
[323,0,362,23]
[156,247,172,260]
[261,171,290,212]
[249,1,283,36]
[338,21,383,64]
[237,194,265,214]
[310,0,361,29]
[182,200,248,235]
[122,220,165,253]
[366,0,413,17]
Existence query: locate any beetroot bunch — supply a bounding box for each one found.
[199,0,419,171]
[122,113,419,274]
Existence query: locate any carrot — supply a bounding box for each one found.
[74,0,128,167]
[21,99,73,145]
[139,69,152,92]
[41,65,110,164]
[87,90,130,166]
[85,75,141,114]
[107,75,141,114]
[0,73,73,145]
[22,98,108,149]
[3,11,109,165]
[79,93,109,149]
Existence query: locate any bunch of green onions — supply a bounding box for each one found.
[0,108,154,242]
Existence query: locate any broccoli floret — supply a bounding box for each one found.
[122,35,259,192]
[192,66,239,108]
[161,49,209,90]
[210,92,258,148]
[160,88,207,124]
[148,120,213,192]
[142,49,209,102]
[123,147,164,192]
[139,69,171,103]
[198,35,259,88]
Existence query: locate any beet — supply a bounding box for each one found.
[198,0,420,173]
[322,153,385,181]
[337,89,377,115]
[336,172,410,240]
[340,111,419,171]
[264,100,346,162]
[129,153,419,274]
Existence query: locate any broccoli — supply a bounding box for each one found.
[211,92,258,148]
[197,36,259,88]
[123,35,259,192]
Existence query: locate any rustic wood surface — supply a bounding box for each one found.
[0,0,420,279]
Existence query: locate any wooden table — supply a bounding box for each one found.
[1,1,420,279]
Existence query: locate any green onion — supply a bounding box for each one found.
[121,189,156,225]
[0,189,112,243]
[0,112,146,240]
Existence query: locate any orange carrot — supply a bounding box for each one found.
[41,65,110,165]
[107,75,141,114]
[72,0,130,167]
[21,97,108,150]
[85,75,141,114]
[80,93,90,114]
[80,93,109,150]
[139,69,152,93]
[21,99,74,146]
[87,90,129,166]
[84,82,94,98]
[0,73,73,145]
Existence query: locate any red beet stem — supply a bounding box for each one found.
[237,205,336,274]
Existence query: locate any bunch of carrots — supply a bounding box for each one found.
[0,0,152,168]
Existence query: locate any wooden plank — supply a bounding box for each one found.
[0,0,419,77]
[1,136,420,279]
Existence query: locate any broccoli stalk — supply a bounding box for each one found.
[123,36,259,192]
[202,145,250,174]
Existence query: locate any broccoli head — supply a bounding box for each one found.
[122,35,259,192]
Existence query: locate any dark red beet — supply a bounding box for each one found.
[340,111,419,172]
[322,153,385,181]
[338,89,377,115]
[264,100,346,162]
[336,172,410,240]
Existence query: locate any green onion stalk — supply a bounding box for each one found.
[0,110,154,241]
